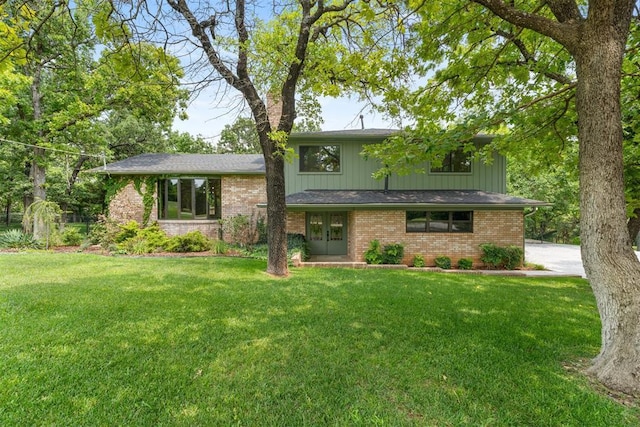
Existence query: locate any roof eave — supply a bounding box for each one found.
[279,202,551,211]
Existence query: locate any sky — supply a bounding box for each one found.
[172,93,396,144]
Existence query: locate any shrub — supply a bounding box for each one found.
[220,212,263,248]
[211,239,228,255]
[87,215,121,248]
[382,243,405,265]
[457,258,473,270]
[287,233,310,261]
[480,243,523,270]
[364,240,383,264]
[412,254,425,268]
[435,255,452,269]
[115,221,141,243]
[504,245,524,270]
[165,231,212,253]
[116,222,169,254]
[61,228,83,246]
[0,229,41,249]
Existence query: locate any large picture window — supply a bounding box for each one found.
[430,148,471,173]
[158,178,221,220]
[406,211,473,233]
[299,145,341,173]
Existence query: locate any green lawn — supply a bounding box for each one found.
[0,254,637,426]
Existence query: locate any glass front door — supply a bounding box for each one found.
[306,212,348,255]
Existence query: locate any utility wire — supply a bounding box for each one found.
[0,137,106,160]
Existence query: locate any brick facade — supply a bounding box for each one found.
[108,176,267,240]
[108,182,157,226]
[289,209,524,266]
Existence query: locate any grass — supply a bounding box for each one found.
[0,253,638,426]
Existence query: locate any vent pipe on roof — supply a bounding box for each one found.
[359,115,364,129]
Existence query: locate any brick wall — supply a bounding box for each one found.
[351,209,524,266]
[287,212,305,235]
[109,175,267,240]
[221,175,267,218]
[108,182,157,225]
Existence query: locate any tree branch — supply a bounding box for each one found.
[471,0,580,48]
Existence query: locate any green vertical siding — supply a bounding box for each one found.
[285,137,506,195]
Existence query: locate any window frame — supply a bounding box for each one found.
[429,147,472,174]
[158,177,221,220]
[405,210,473,233]
[298,144,342,174]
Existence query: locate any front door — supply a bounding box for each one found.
[306,212,348,255]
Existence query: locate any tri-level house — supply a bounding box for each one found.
[96,129,547,266]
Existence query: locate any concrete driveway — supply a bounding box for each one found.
[525,240,640,278]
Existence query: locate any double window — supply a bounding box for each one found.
[406,211,473,233]
[430,148,471,173]
[158,178,221,220]
[299,145,341,173]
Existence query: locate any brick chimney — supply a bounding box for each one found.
[266,92,282,129]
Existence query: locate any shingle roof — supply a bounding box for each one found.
[90,153,265,175]
[290,129,401,139]
[285,189,550,208]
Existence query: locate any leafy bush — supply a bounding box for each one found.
[220,212,263,248]
[87,215,121,248]
[287,233,310,261]
[115,221,142,243]
[435,255,452,269]
[503,246,524,270]
[0,229,41,249]
[364,240,383,264]
[480,243,523,270]
[116,222,168,254]
[412,254,425,268]
[165,231,212,253]
[61,228,83,246]
[382,243,405,265]
[457,258,473,270]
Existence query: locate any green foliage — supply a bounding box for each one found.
[165,231,212,253]
[23,199,62,249]
[61,228,83,246]
[115,220,142,244]
[287,233,310,261]
[457,258,473,270]
[117,222,168,254]
[364,239,383,265]
[435,256,452,270]
[210,239,228,255]
[412,254,425,268]
[216,117,261,154]
[0,229,40,249]
[87,215,121,248]
[381,243,405,265]
[220,212,263,249]
[480,244,523,270]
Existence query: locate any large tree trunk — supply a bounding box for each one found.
[30,65,47,240]
[263,146,289,276]
[574,21,640,395]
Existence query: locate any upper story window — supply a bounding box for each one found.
[158,178,221,220]
[299,145,341,173]
[406,211,473,233]
[430,147,471,173]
